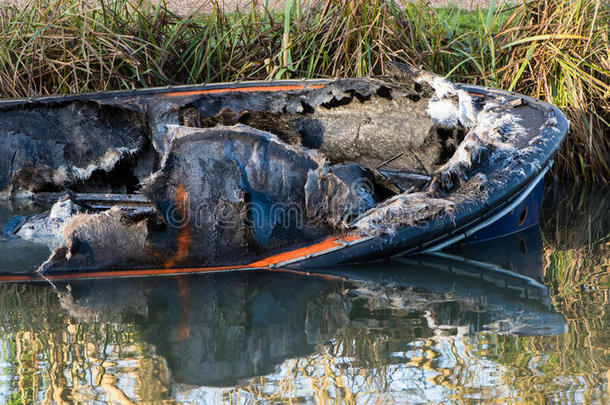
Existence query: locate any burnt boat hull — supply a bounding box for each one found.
[282,84,566,269]
[0,76,568,275]
[0,167,554,283]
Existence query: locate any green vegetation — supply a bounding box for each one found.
[0,0,608,182]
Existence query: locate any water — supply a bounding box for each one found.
[0,183,608,404]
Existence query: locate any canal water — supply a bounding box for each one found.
[0,182,608,403]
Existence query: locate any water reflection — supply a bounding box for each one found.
[0,183,608,403]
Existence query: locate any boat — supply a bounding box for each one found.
[0,64,569,275]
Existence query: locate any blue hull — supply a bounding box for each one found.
[463,179,544,244]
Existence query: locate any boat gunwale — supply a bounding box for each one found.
[0,79,335,107]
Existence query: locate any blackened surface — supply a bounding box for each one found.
[142,125,330,267]
[0,101,148,194]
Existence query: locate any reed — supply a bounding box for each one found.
[0,0,608,182]
[495,0,610,183]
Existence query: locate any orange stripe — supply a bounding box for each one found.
[0,265,346,283]
[250,237,344,267]
[164,184,191,268]
[0,265,250,282]
[342,234,361,242]
[163,84,325,97]
[0,234,363,283]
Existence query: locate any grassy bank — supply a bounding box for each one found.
[0,0,608,182]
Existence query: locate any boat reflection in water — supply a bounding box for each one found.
[0,225,557,402]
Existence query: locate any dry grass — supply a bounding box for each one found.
[496,0,610,182]
[0,0,608,182]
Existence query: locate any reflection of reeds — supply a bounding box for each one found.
[0,284,174,403]
[541,181,610,322]
[542,184,610,250]
[522,186,610,403]
[532,180,610,401]
[0,0,608,181]
[483,316,610,402]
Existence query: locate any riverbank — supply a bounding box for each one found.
[0,0,608,181]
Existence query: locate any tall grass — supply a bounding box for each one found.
[0,0,608,182]
[496,0,610,182]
